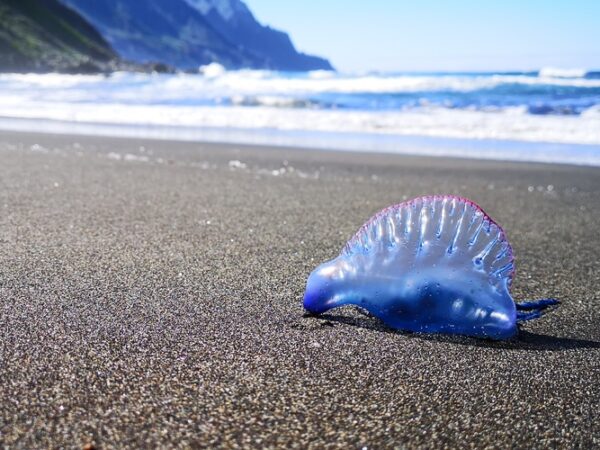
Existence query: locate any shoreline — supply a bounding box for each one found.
[1,119,600,168]
[1,130,598,448]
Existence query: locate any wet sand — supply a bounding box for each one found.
[0,131,599,448]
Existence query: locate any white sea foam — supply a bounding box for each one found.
[538,67,589,79]
[581,104,600,117]
[4,71,600,100]
[203,71,600,93]
[0,71,599,165]
[199,62,227,77]
[0,96,598,145]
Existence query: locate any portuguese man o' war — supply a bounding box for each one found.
[303,195,559,339]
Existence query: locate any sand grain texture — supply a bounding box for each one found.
[0,132,599,448]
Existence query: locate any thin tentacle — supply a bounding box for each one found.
[516,298,560,322]
[517,310,543,322]
[516,298,560,311]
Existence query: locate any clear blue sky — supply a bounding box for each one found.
[247,0,600,72]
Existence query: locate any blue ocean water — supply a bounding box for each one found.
[0,67,599,165]
[222,69,600,117]
[312,72,600,116]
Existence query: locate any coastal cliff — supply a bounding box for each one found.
[0,0,120,73]
[59,0,333,71]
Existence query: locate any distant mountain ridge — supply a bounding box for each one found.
[0,0,121,73]
[184,0,250,21]
[59,0,333,71]
[184,0,333,71]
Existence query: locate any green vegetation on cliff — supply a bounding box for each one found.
[0,0,118,73]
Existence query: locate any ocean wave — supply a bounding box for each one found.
[581,104,600,117]
[0,71,599,147]
[229,95,325,109]
[537,67,600,80]
[223,96,600,117]
[0,99,598,145]
[538,67,589,78]
[5,71,597,119]
[207,72,600,93]
[584,71,600,80]
[5,71,600,98]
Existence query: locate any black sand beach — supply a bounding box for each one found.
[0,131,598,448]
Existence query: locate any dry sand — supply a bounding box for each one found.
[0,131,599,448]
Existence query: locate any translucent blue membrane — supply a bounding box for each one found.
[303,196,558,340]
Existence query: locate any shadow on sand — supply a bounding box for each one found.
[309,311,600,352]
